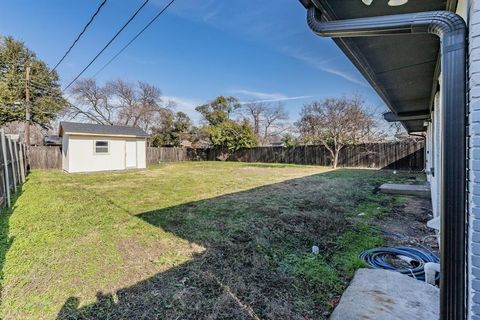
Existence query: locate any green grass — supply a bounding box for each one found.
[0,162,420,319]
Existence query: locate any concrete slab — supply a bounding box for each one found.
[379,183,430,198]
[330,269,439,320]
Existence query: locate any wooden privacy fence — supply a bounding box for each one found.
[211,141,425,170]
[146,141,424,170]
[30,141,425,171]
[0,130,27,208]
[30,146,62,169]
[146,147,189,163]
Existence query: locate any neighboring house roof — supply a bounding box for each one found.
[192,139,211,148]
[59,122,148,137]
[43,135,62,146]
[299,0,458,132]
[180,139,192,147]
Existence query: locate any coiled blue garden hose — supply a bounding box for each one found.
[359,246,439,281]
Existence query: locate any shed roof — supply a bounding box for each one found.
[59,122,148,137]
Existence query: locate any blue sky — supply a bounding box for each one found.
[0,0,387,123]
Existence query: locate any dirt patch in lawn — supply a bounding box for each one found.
[373,196,438,254]
[116,237,205,283]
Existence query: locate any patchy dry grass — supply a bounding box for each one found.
[0,162,419,319]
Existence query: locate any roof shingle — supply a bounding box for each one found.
[60,122,148,137]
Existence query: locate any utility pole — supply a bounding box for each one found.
[25,64,31,170]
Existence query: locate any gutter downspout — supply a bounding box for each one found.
[305,6,466,320]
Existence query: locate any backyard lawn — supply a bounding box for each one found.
[0,162,419,319]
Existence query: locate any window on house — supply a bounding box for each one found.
[95,141,109,154]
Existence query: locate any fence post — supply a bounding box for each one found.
[13,142,20,183]
[0,136,5,207]
[7,138,17,191]
[23,144,27,173]
[0,142,4,207]
[1,130,11,207]
[18,143,25,183]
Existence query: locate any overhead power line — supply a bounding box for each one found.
[62,0,151,92]
[52,0,108,71]
[93,0,176,78]
[16,79,58,91]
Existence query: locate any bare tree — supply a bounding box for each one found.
[111,80,136,125]
[68,78,170,133]
[296,95,376,168]
[111,80,167,132]
[243,102,265,138]
[68,79,116,125]
[242,102,289,145]
[262,103,289,144]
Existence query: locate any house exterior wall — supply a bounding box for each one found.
[426,92,442,226]
[469,0,480,318]
[424,1,479,317]
[425,122,432,183]
[63,135,146,173]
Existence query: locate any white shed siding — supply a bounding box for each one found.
[62,134,69,172]
[66,135,127,173]
[136,139,146,169]
[469,0,480,318]
[62,134,147,173]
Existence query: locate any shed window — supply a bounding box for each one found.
[95,141,109,154]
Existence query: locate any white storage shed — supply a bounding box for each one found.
[59,122,148,173]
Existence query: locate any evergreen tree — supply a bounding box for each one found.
[0,36,66,127]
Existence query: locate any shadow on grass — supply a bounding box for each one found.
[0,185,25,303]
[55,169,409,320]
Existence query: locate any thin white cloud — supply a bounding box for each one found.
[231,89,286,101]
[239,96,312,104]
[231,89,312,104]
[165,0,361,89]
[165,0,292,43]
[287,50,367,87]
[165,0,218,22]
[318,66,367,87]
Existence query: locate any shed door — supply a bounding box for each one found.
[126,141,137,168]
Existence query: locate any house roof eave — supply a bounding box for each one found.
[299,0,459,133]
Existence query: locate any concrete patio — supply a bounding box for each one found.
[330,269,439,320]
[379,183,431,199]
